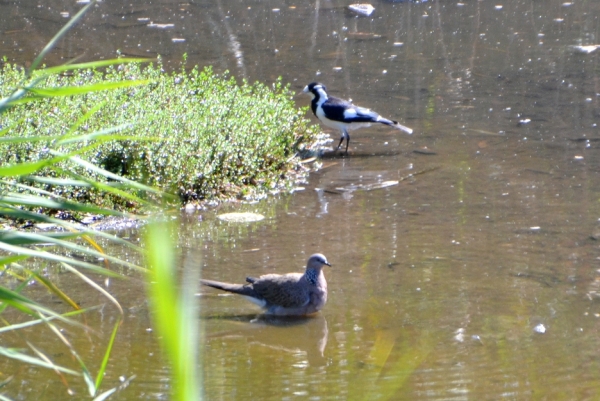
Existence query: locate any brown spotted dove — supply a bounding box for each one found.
[200,253,330,316]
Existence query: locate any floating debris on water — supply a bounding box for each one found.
[346,32,383,40]
[217,212,265,223]
[347,4,375,17]
[570,45,600,54]
[517,118,531,126]
[466,128,506,136]
[413,147,437,155]
[334,180,399,193]
[147,22,175,29]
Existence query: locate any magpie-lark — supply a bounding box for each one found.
[303,82,413,154]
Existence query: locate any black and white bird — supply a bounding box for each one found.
[303,82,413,154]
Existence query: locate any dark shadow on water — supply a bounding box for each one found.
[319,148,413,159]
[200,312,322,327]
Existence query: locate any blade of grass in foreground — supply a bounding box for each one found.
[40,58,152,76]
[0,209,144,252]
[145,220,201,401]
[26,81,149,98]
[94,317,122,392]
[0,1,97,113]
[0,123,137,144]
[0,242,122,276]
[0,232,144,271]
[0,347,79,375]
[0,308,93,334]
[28,1,96,74]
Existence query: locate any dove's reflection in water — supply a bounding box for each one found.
[202,313,329,366]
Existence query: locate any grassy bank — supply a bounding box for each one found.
[0,60,319,211]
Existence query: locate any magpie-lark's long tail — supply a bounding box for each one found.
[379,117,413,135]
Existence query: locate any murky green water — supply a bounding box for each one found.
[3,0,600,399]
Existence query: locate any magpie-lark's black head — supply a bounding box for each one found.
[303,82,328,100]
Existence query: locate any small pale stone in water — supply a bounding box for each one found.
[217,212,265,222]
[570,45,600,54]
[348,4,375,16]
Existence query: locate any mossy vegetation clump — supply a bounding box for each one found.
[0,60,319,210]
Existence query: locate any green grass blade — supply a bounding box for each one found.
[60,262,124,314]
[92,375,135,401]
[39,58,152,76]
[176,261,201,401]
[0,284,41,306]
[0,123,136,145]
[0,284,91,330]
[0,135,133,177]
[0,242,122,277]
[29,1,96,73]
[0,194,126,216]
[27,341,74,392]
[52,167,154,207]
[0,160,52,176]
[0,231,80,245]
[25,176,94,187]
[42,318,96,396]
[0,275,30,314]
[56,133,159,146]
[2,232,145,272]
[8,175,150,211]
[95,317,122,391]
[0,142,96,175]
[2,181,61,199]
[145,221,178,358]
[64,99,107,137]
[26,80,149,98]
[0,255,30,265]
[0,209,144,252]
[0,119,24,137]
[27,269,80,310]
[145,220,201,401]
[0,308,93,334]
[57,153,167,196]
[0,87,33,113]
[0,347,80,375]
[92,387,117,401]
[0,376,13,389]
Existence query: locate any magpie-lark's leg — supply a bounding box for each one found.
[336,132,345,151]
[344,129,350,154]
[336,129,351,155]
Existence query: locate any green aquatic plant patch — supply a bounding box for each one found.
[0,61,318,210]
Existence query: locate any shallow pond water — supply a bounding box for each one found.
[2,0,600,399]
